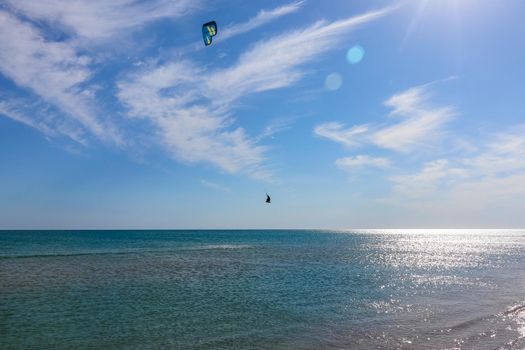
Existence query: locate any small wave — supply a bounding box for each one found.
[0,251,136,260]
[447,315,489,332]
[493,302,525,349]
[445,302,525,335]
[505,304,525,316]
[0,244,255,260]
[507,303,525,340]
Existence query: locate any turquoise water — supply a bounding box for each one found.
[1,230,525,349]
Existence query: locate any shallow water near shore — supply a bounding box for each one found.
[1,229,525,349]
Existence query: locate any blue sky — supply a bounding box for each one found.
[1,0,525,229]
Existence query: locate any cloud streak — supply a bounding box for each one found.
[314,82,456,153]
[200,179,231,193]
[314,123,368,148]
[221,1,305,41]
[336,155,391,170]
[117,61,268,177]
[4,0,199,40]
[0,10,120,144]
[373,85,456,152]
[0,100,56,137]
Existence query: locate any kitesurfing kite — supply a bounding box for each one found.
[265,193,271,204]
[202,21,217,46]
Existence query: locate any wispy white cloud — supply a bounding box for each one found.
[117,61,268,177]
[373,85,456,152]
[118,6,395,177]
[4,0,199,40]
[461,129,525,176]
[157,109,267,175]
[0,100,56,137]
[116,61,203,120]
[0,98,91,145]
[221,1,305,41]
[0,10,120,144]
[336,155,391,170]
[388,126,525,212]
[200,179,231,193]
[314,122,368,148]
[390,159,467,198]
[314,82,456,153]
[255,117,295,142]
[384,85,428,116]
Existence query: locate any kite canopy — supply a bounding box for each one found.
[202,21,217,46]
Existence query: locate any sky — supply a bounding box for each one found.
[1,0,525,229]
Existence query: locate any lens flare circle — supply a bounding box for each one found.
[325,73,342,91]
[346,45,365,64]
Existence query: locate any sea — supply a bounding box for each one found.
[1,229,525,349]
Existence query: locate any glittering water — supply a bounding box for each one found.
[1,230,525,349]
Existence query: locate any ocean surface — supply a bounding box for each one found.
[1,230,525,349]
